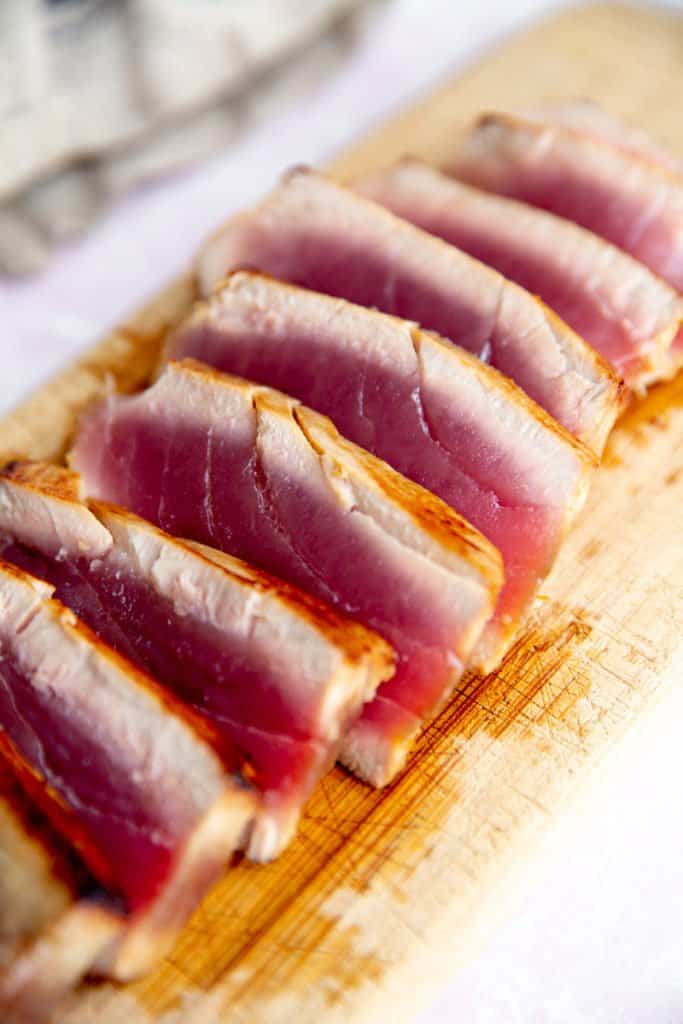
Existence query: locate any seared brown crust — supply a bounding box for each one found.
[177,531,396,680]
[0,461,83,502]
[0,755,96,906]
[415,324,600,467]
[171,359,504,593]
[171,355,246,390]
[0,468,392,858]
[0,559,52,595]
[0,728,119,897]
[0,761,117,1024]
[293,403,503,589]
[0,555,245,778]
[0,561,253,886]
[0,464,393,683]
[537,304,627,420]
[0,751,123,1021]
[0,560,257,982]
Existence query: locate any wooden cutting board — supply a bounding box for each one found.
[4,5,682,1022]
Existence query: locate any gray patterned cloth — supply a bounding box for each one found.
[0,0,383,273]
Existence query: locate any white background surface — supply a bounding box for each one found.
[2,2,683,1021]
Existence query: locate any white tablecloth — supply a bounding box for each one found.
[2,3,683,1021]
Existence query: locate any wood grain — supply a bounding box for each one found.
[4,5,682,1022]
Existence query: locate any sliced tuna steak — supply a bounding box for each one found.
[71,360,503,787]
[505,106,683,365]
[527,100,683,176]
[166,273,593,668]
[0,756,121,1023]
[0,462,393,860]
[196,167,620,454]
[0,561,256,982]
[360,159,681,390]
[454,110,683,294]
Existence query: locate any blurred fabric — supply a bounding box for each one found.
[0,0,385,273]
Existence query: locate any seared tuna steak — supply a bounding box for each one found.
[196,167,620,453]
[524,100,683,176]
[0,561,256,982]
[454,110,683,294]
[71,361,503,786]
[0,462,393,860]
[0,756,121,1023]
[360,159,681,390]
[166,273,593,668]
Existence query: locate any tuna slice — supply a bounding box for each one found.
[0,462,393,860]
[196,167,621,454]
[453,109,683,294]
[70,360,503,787]
[526,100,683,177]
[360,159,682,390]
[0,560,256,982]
[0,756,121,1023]
[506,104,683,365]
[166,272,594,669]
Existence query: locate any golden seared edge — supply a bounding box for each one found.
[172,358,504,602]
[0,560,260,980]
[194,167,623,455]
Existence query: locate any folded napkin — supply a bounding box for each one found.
[0,0,382,273]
